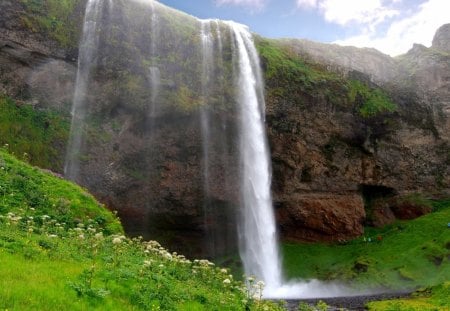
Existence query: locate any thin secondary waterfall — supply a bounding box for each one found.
[229,22,282,290]
[148,0,160,119]
[64,0,105,181]
[200,19,214,255]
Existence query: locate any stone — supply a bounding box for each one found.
[276,193,366,242]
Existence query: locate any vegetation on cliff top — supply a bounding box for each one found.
[256,37,397,118]
[0,149,284,310]
[0,94,69,172]
[20,0,83,47]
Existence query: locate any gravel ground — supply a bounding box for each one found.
[278,292,412,310]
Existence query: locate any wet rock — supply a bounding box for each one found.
[276,193,365,242]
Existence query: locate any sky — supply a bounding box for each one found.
[158,0,450,56]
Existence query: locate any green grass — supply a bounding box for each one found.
[0,149,284,310]
[282,200,450,291]
[367,282,450,310]
[0,94,69,171]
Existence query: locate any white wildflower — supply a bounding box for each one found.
[223,278,231,284]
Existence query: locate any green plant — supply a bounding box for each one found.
[20,0,83,47]
[0,94,69,171]
[347,80,397,118]
[0,150,283,310]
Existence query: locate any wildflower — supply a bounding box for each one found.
[220,268,228,274]
[94,233,103,239]
[112,237,122,245]
[48,234,58,238]
[143,260,153,267]
[223,278,231,284]
[78,234,85,240]
[158,264,164,269]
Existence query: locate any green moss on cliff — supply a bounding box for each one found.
[0,94,69,171]
[21,0,83,47]
[257,38,397,119]
[256,37,341,94]
[348,80,397,118]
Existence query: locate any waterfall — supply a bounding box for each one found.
[148,0,160,118]
[67,0,283,293]
[200,19,214,255]
[64,0,105,181]
[229,22,283,290]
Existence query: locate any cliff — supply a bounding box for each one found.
[0,0,448,255]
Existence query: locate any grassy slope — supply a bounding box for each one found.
[282,200,450,290]
[0,149,283,310]
[281,202,450,311]
[367,282,450,311]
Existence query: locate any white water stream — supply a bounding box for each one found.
[64,0,105,181]
[229,22,283,292]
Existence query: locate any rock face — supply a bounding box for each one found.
[0,1,449,253]
[262,25,450,242]
[276,194,365,242]
[432,24,450,52]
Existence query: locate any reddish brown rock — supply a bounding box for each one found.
[276,193,366,242]
[390,198,433,220]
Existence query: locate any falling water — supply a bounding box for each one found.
[199,19,214,255]
[64,0,105,181]
[229,22,282,291]
[148,0,160,118]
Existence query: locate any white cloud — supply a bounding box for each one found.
[320,0,398,26]
[215,0,268,11]
[297,0,399,26]
[333,0,450,56]
[296,0,318,9]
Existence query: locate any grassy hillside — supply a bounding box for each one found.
[0,148,283,310]
[367,282,450,310]
[282,199,450,291]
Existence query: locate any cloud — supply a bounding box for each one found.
[297,0,399,26]
[296,0,318,9]
[215,0,268,11]
[333,0,450,56]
